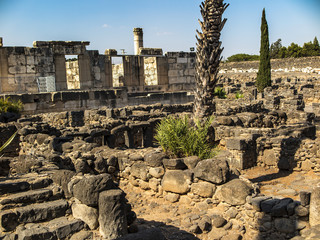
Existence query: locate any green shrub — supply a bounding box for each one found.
[0,97,23,114]
[214,87,227,99]
[235,91,244,99]
[155,115,216,159]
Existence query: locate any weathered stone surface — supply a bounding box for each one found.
[300,191,311,206]
[72,201,98,230]
[70,174,115,207]
[219,179,252,205]
[164,193,180,203]
[161,170,192,194]
[99,189,128,240]
[131,162,148,181]
[262,149,277,166]
[191,182,216,198]
[295,205,309,217]
[149,167,165,178]
[310,187,320,227]
[51,170,75,198]
[271,198,293,217]
[211,215,227,228]
[0,158,11,177]
[163,158,187,170]
[16,227,56,240]
[70,231,93,240]
[0,181,30,195]
[194,158,229,184]
[183,156,200,169]
[274,218,296,234]
[47,217,85,239]
[144,151,166,167]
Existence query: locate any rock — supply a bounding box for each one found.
[99,189,128,239]
[271,198,293,217]
[262,149,277,166]
[219,179,252,205]
[164,193,180,203]
[208,227,228,239]
[70,231,93,240]
[295,205,309,217]
[189,224,201,234]
[72,201,99,230]
[183,156,200,169]
[161,170,192,194]
[194,158,229,184]
[74,159,91,174]
[163,158,187,170]
[149,167,165,178]
[274,218,296,234]
[131,163,148,181]
[310,187,320,227]
[94,157,108,174]
[300,191,311,206]
[70,174,116,207]
[198,218,211,232]
[51,170,76,198]
[191,182,216,198]
[0,158,11,177]
[211,215,226,228]
[248,196,272,212]
[144,151,166,167]
[149,178,160,192]
[260,199,280,213]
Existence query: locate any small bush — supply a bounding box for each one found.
[155,115,216,159]
[235,91,244,99]
[214,87,227,99]
[0,97,23,114]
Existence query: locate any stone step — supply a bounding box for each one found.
[2,217,85,240]
[0,199,69,232]
[0,188,54,209]
[0,176,52,195]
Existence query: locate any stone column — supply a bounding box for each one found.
[310,187,320,226]
[133,28,143,55]
[78,54,93,89]
[123,56,142,87]
[54,54,68,91]
[0,37,3,47]
[99,189,128,239]
[157,56,169,85]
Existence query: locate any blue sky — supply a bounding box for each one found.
[0,0,319,58]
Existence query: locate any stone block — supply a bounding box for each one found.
[161,170,192,194]
[99,189,128,239]
[191,182,216,198]
[310,187,320,227]
[194,158,229,184]
[70,174,116,207]
[219,179,252,205]
[72,201,98,230]
[226,138,247,150]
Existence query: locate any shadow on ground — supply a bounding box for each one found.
[118,218,200,240]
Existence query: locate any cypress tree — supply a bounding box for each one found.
[256,8,271,92]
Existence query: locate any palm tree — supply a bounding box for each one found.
[193,0,229,120]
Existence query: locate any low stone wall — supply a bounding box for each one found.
[220,56,320,73]
[1,88,194,115]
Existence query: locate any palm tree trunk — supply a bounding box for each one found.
[193,0,229,119]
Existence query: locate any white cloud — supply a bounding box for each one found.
[102,24,109,28]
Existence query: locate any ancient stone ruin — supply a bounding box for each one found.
[1,8,320,240]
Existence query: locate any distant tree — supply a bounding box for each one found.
[270,38,282,58]
[313,37,320,55]
[226,54,259,62]
[256,8,271,92]
[287,43,302,58]
[278,46,287,58]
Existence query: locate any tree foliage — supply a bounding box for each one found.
[226,54,259,62]
[256,8,271,92]
[270,37,320,58]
